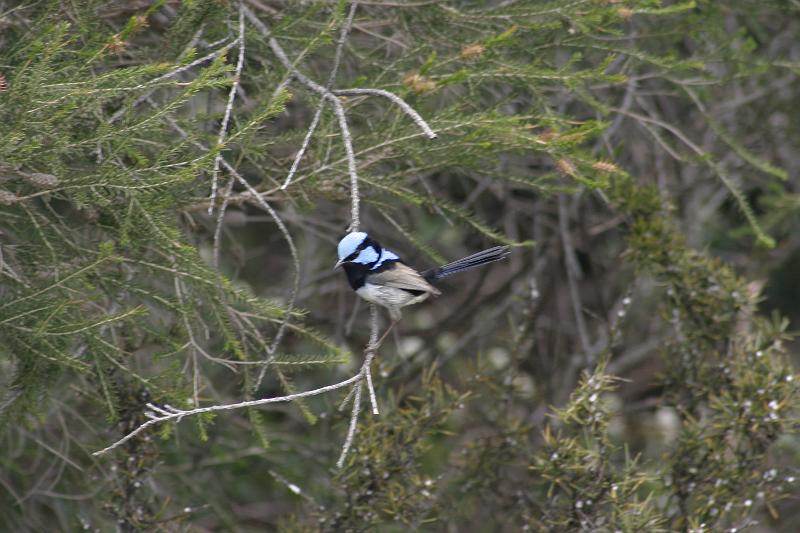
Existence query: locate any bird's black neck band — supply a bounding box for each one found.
[342,263,369,290]
[342,259,401,290]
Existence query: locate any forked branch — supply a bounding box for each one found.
[93,304,384,465]
[242,3,436,232]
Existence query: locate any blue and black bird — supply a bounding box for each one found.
[334,231,510,321]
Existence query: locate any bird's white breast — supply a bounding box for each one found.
[356,283,431,319]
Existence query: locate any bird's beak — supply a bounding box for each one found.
[333,259,344,270]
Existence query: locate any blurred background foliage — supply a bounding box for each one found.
[1,0,799,531]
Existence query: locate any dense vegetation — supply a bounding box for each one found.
[1,1,799,531]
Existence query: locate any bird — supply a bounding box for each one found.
[334,231,510,325]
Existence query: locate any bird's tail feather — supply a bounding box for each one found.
[422,246,510,281]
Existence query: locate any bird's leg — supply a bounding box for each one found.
[368,320,398,352]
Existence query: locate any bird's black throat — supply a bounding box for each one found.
[342,262,370,290]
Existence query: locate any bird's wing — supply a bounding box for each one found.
[368,263,441,295]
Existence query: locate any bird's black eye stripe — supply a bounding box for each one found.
[355,239,371,254]
[344,239,381,263]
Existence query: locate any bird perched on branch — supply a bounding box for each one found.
[334,231,510,324]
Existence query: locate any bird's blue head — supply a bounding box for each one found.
[334,231,400,270]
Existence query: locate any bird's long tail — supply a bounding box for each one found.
[422,246,510,281]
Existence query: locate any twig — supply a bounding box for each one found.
[365,304,380,415]
[245,6,362,229]
[208,3,247,215]
[172,259,237,374]
[217,158,302,390]
[333,88,437,140]
[610,103,774,246]
[94,307,383,460]
[207,121,459,210]
[338,379,359,411]
[280,98,325,190]
[337,379,363,468]
[267,469,318,506]
[364,360,378,415]
[329,95,361,231]
[0,244,28,287]
[92,373,363,456]
[212,177,236,271]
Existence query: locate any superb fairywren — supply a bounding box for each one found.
[334,231,510,322]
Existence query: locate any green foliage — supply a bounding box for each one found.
[327,370,468,530]
[1,1,799,531]
[532,366,664,531]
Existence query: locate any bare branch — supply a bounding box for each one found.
[338,379,359,411]
[92,373,363,456]
[337,380,363,468]
[94,304,384,461]
[254,11,362,229]
[365,304,380,415]
[212,177,236,271]
[334,88,437,139]
[243,3,436,232]
[280,97,326,190]
[172,257,237,375]
[208,3,247,215]
[328,94,361,231]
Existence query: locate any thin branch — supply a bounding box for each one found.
[337,379,363,468]
[329,95,361,231]
[0,244,28,287]
[172,259,237,373]
[365,360,378,415]
[365,304,380,415]
[213,155,305,388]
[338,379,359,411]
[280,98,325,190]
[244,9,316,92]
[610,104,775,247]
[92,373,363,456]
[208,3,247,215]
[267,469,318,505]
[208,120,464,210]
[212,177,236,271]
[609,106,703,156]
[333,88,437,139]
